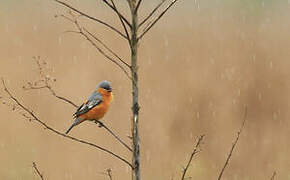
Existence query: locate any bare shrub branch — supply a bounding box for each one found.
[138,0,179,40]
[217,107,248,180]
[95,120,132,152]
[32,162,44,180]
[181,135,205,180]
[106,168,113,180]
[2,78,133,168]
[139,0,166,27]
[53,0,128,39]
[23,57,78,108]
[135,0,143,13]
[102,0,131,43]
[83,28,131,68]
[60,14,132,80]
[103,0,131,28]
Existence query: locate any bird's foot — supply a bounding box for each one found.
[94,120,104,128]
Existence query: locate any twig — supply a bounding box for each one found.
[98,168,113,180]
[83,28,131,69]
[108,0,131,44]
[95,120,132,152]
[23,58,78,108]
[138,0,179,40]
[102,0,131,29]
[32,162,44,180]
[139,0,166,27]
[270,171,277,180]
[47,86,78,108]
[217,107,248,180]
[106,168,113,180]
[53,0,128,40]
[61,15,132,80]
[181,135,205,180]
[102,0,131,44]
[2,78,133,169]
[135,0,143,13]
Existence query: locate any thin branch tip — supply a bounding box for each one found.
[53,0,128,40]
[217,107,248,180]
[138,0,179,40]
[32,162,44,180]
[95,120,132,152]
[181,134,205,180]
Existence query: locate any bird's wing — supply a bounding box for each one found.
[73,91,103,117]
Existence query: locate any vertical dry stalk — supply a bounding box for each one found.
[217,107,248,180]
[128,1,140,180]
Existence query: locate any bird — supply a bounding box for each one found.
[65,80,113,134]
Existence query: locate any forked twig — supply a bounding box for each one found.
[53,0,128,40]
[2,78,133,169]
[102,0,131,44]
[83,28,131,68]
[138,0,179,40]
[32,162,44,180]
[135,0,143,13]
[181,135,205,180]
[61,15,132,80]
[139,0,166,27]
[217,107,248,180]
[23,57,78,108]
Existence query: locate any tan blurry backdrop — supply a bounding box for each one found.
[1,0,290,179]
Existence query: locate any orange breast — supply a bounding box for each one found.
[79,89,113,121]
[86,102,109,120]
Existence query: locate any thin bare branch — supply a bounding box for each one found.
[60,15,132,80]
[23,58,78,108]
[98,168,113,180]
[32,162,44,180]
[53,0,128,40]
[2,78,133,169]
[108,0,131,44]
[138,0,179,40]
[26,85,78,108]
[106,168,113,180]
[139,0,166,27]
[83,28,131,68]
[181,135,205,180]
[135,0,143,13]
[47,86,78,108]
[95,120,132,152]
[270,171,277,180]
[79,28,132,80]
[102,0,132,29]
[217,107,248,180]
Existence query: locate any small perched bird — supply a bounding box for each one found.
[65,80,113,134]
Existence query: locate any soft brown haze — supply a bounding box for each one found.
[1,0,290,179]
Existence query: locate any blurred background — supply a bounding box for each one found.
[1,0,290,179]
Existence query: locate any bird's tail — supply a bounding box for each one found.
[65,124,75,134]
[65,117,84,134]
